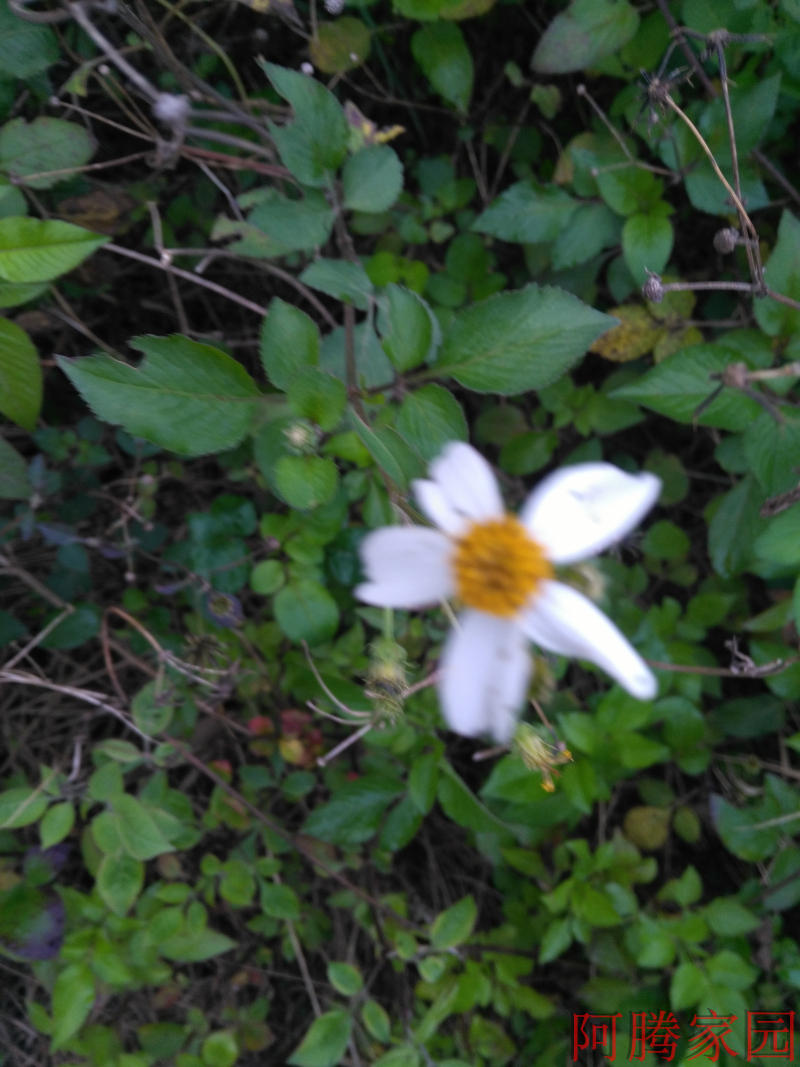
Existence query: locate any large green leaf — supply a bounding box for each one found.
[434,284,615,395]
[395,384,467,462]
[411,22,473,113]
[57,335,260,457]
[273,579,340,644]
[342,145,403,213]
[622,208,673,285]
[96,853,143,917]
[51,962,95,1050]
[111,794,175,860]
[260,61,348,186]
[0,0,58,77]
[303,774,404,846]
[612,343,766,430]
[246,189,334,256]
[300,258,374,310]
[0,317,40,429]
[260,297,320,391]
[754,210,800,338]
[473,181,578,244]
[0,118,95,190]
[531,0,639,73]
[288,1010,353,1067]
[0,217,107,282]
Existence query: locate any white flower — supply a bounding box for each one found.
[356,443,661,743]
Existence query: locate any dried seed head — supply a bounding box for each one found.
[714,227,739,254]
[642,272,665,303]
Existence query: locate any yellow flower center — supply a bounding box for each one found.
[452,515,552,617]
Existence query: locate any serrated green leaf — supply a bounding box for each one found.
[708,475,768,578]
[754,505,800,566]
[395,384,467,461]
[58,335,260,456]
[111,794,175,860]
[96,853,143,916]
[303,774,403,846]
[411,22,473,112]
[260,61,348,186]
[539,917,572,963]
[0,785,48,829]
[287,367,346,430]
[0,118,95,190]
[0,434,31,499]
[300,258,374,310]
[622,209,673,285]
[532,0,639,73]
[274,455,338,509]
[288,1010,352,1067]
[434,284,615,395]
[246,190,334,256]
[743,413,800,494]
[552,201,619,269]
[349,410,422,487]
[473,181,578,244]
[754,210,800,337]
[343,145,403,213]
[260,297,320,391]
[0,217,107,282]
[379,284,438,372]
[0,2,58,77]
[274,579,340,644]
[612,343,764,430]
[669,960,707,1011]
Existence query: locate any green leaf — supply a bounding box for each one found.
[260,881,301,920]
[379,285,438,372]
[0,118,95,190]
[552,202,619,270]
[411,22,473,113]
[0,434,31,499]
[40,802,75,849]
[361,1000,391,1043]
[473,181,578,244]
[0,317,40,430]
[159,924,236,962]
[532,0,639,73]
[273,579,340,644]
[622,208,673,285]
[287,367,346,430]
[111,794,175,860]
[373,1048,421,1067]
[539,918,572,963]
[707,949,758,991]
[755,505,800,566]
[260,297,320,391]
[430,895,477,949]
[708,475,768,578]
[0,785,48,829]
[408,751,440,814]
[670,960,707,1011]
[343,145,403,213]
[96,853,143,916]
[595,163,663,217]
[754,210,800,337]
[612,343,765,430]
[202,1031,239,1067]
[288,1010,352,1067]
[131,681,174,736]
[0,217,107,282]
[310,17,371,74]
[435,284,615,395]
[303,774,404,846]
[300,258,374,310]
[260,62,348,186]
[250,559,285,595]
[274,455,338,510]
[395,384,467,462]
[744,413,800,494]
[58,335,260,457]
[0,1,58,77]
[349,410,422,487]
[246,190,334,256]
[0,279,48,308]
[327,962,363,996]
[51,962,95,1050]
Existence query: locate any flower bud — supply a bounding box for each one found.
[642,272,665,303]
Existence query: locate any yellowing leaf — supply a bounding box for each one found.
[589,305,662,362]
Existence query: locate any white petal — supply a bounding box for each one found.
[357,527,454,608]
[520,463,661,564]
[439,611,530,743]
[428,442,504,522]
[521,581,657,700]
[412,478,467,536]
